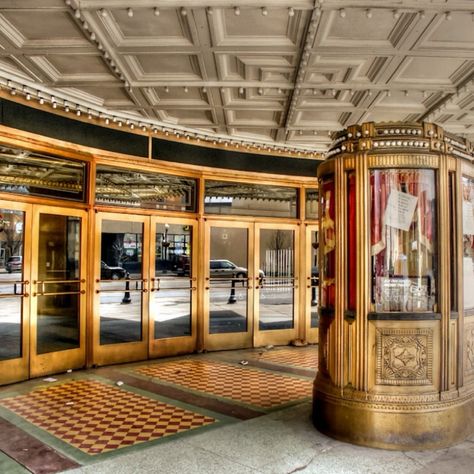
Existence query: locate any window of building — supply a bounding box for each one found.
[204,180,298,218]
[305,188,319,220]
[0,146,86,201]
[95,165,197,211]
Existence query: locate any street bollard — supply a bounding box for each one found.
[227,278,237,304]
[121,272,131,304]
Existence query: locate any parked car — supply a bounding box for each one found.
[5,255,22,273]
[210,259,264,280]
[100,261,127,280]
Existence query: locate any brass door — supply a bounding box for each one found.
[149,217,197,357]
[306,224,319,343]
[204,221,254,350]
[0,201,32,385]
[253,223,299,347]
[93,213,150,366]
[30,206,88,378]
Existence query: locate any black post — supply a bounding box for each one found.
[227,278,237,304]
[121,271,131,304]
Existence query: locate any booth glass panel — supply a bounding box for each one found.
[320,178,336,308]
[462,175,474,310]
[370,169,437,312]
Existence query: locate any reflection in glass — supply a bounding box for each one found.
[310,230,319,328]
[259,229,294,330]
[462,176,474,310]
[305,188,319,220]
[205,180,298,218]
[370,170,437,312]
[95,165,196,211]
[0,146,86,201]
[36,214,81,354]
[154,223,192,339]
[0,209,25,360]
[209,227,248,334]
[99,220,143,345]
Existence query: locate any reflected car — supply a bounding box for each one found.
[210,259,264,280]
[100,261,127,280]
[5,255,22,273]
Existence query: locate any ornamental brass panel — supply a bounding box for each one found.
[376,328,433,386]
[464,321,474,379]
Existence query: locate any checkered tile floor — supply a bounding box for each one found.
[136,359,312,408]
[251,347,318,370]
[0,380,215,455]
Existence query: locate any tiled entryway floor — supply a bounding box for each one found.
[0,345,317,473]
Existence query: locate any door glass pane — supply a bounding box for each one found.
[209,227,248,334]
[100,220,143,344]
[310,230,319,328]
[153,223,192,339]
[36,214,81,354]
[0,209,25,360]
[259,229,294,330]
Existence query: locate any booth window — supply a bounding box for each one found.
[320,177,336,309]
[462,175,474,310]
[0,146,86,201]
[370,169,437,313]
[95,165,196,211]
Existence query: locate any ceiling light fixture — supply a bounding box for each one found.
[184,86,188,93]
[234,6,240,16]
[393,10,401,19]
[100,9,107,17]
[180,7,187,16]
[288,7,295,17]
[339,9,346,18]
[258,87,263,95]
[154,7,160,16]
[127,8,133,18]
[206,7,212,15]
[366,9,372,19]
[164,86,169,93]
[261,7,268,16]
[445,11,452,20]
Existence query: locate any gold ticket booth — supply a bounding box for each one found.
[314,121,474,449]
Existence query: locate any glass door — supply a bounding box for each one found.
[0,201,31,385]
[30,206,87,378]
[204,221,254,350]
[149,218,197,357]
[306,225,319,343]
[93,213,149,366]
[254,224,299,347]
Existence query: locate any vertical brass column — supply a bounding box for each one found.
[313,121,474,450]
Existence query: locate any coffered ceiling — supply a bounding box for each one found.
[0,0,473,155]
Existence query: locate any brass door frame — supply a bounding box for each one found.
[0,200,32,385]
[92,212,150,366]
[149,216,198,357]
[29,205,88,378]
[305,224,319,344]
[203,220,254,351]
[253,222,299,347]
